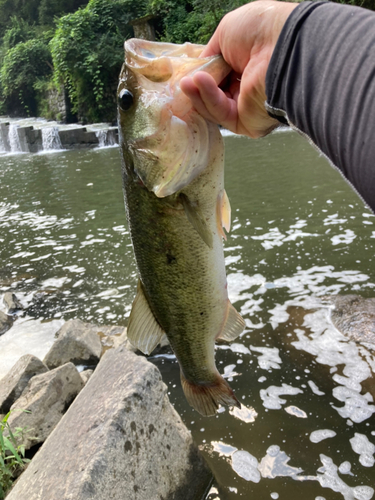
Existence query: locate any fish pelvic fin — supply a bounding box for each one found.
[216,189,231,240]
[180,193,213,249]
[127,279,165,355]
[217,301,246,342]
[180,371,241,417]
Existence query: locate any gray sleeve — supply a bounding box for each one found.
[265,1,375,212]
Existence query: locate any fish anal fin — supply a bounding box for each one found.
[217,301,245,342]
[127,279,165,355]
[180,193,213,249]
[181,371,241,417]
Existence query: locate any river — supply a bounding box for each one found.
[0,129,374,499]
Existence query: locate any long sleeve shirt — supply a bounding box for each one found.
[265,1,375,212]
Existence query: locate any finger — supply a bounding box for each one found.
[180,76,221,124]
[191,72,238,131]
[200,30,221,58]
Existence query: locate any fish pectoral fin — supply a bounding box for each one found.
[216,189,231,240]
[180,193,213,249]
[217,301,245,342]
[180,371,241,417]
[127,279,165,355]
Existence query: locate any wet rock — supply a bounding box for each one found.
[327,295,375,344]
[43,319,102,369]
[7,362,84,449]
[3,291,23,313]
[0,310,13,336]
[6,346,212,500]
[80,369,93,385]
[0,354,48,414]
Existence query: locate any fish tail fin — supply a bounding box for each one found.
[180,371,241,417]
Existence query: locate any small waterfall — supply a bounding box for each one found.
[95,129,117,147]
[0,133,5,153]
[42,127,63,151]
[8,124,22,153]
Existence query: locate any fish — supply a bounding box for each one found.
[118,39,245,417]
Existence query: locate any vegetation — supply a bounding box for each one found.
[0,412,30,500]
[0,0,372,121]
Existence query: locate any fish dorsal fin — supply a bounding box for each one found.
[127,279,165,355]
[217,301,245,342]
[180,193,213,249]
[216,190,231,240]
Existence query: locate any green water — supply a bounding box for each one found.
[0,131,374,499]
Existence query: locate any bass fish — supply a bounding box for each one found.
[118,39,245,416]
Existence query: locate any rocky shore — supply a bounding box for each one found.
[0,298,211,499]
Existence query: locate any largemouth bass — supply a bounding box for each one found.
[118,39,245,417]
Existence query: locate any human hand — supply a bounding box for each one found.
[180,0,298,138]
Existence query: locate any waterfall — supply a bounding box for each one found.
[42,127,63,151]
[8,124,22,153]
[95,129,117,148]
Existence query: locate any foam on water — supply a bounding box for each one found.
[260,384,303,410]
[349,433,375,467]
[309,430,337,443]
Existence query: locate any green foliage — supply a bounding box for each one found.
[2,17,36,53]
[332,0,375,10]
[149,0,249,44]
[39,0,89,27]
[0,38,52,115]
[50,0,146,122]
[0,411,30,500]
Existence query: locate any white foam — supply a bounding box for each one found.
[229,405,257,423]
[309,430,337,443]
[349,433,375,467]
[308,380,325,396]
[338,461,353,475]
[258,445,303,478]
[250,345,282,370]
[231,450,261,483]
[260,384,303,410]
[285,406,307,418]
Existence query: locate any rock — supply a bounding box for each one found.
[43,319,102,369]
[3,292,22,313]
[7,362,84,449]
[6,347,212,500]
[80,369,93,385]
[0,354,48,414]
[0,310,13,336]
[327,294,375,344]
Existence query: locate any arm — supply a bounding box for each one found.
[181,1,375,212]
[266,1,375,211]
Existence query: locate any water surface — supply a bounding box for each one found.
[0,130,374,499]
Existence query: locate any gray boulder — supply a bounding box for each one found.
[43,319,102,369]
[327,294,375,344]
[0,354,48,414]
[7,362,84,449]
[3,292,22,313]
[7,346,211,500]
[80,369,93,385]
[0,310,13,336]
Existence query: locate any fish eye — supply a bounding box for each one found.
[118,89,134,111]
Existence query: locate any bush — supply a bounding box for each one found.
[50,0,146,123]
[0,38,52,116]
